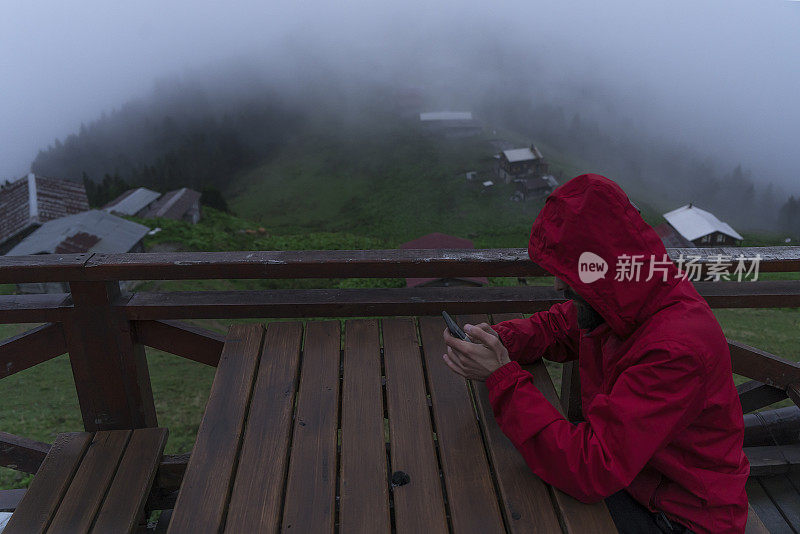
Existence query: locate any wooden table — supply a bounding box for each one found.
[167,314,616,533]
[5,428,168,534]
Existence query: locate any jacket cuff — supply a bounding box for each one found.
[486,360,523,390]
[492,324,519,361]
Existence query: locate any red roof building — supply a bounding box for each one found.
[399,233,489,288]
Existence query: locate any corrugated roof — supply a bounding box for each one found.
[419,111,473,121]
[663,204,743,241]
[6,210,149,256]
[142,188,201,220]
[104,187,162,216]
[0,174,89,245]
[502,148,537,163]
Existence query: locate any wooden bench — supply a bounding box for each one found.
[166,316,617,533]
[5,428,167,534]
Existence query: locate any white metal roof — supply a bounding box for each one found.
[6,210,150,255]
[663,204,743,241]
[502,148,537,162]
[419,111,473,121]
[105,188,161,216]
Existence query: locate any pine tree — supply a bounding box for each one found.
[778,196,800,237]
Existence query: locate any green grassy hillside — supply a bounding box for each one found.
[1,117,797,492]
[226,118,549,248]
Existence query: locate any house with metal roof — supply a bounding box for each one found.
[6,210,149,293]
[399,233,488,288]
[513,174,559,201]
[419,111,473,121]
[141,188,202,223]
[661,203,743,247]
[105,187,202,223]
[497,145,550,184]
[103,187,162,216]
[419,111,481,138]
[0,173,89,254]
[652,222,695,248]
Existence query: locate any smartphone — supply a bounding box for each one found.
[442,311,471,342]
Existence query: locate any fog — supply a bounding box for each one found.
[2,1,799,220]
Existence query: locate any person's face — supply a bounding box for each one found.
[554,277,605,330]
[554,277,586,305]
[553,277,568,292]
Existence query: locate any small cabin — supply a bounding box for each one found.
[662,204,743,247]
[106,187,203,224]
[513,175,559,200]
[5,210,149,293]
[141,188,202,224]
[0,173,90,254]
[419,111,482,138]
[497,145,549,183]
[104,187,162,216]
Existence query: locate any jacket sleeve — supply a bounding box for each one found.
[484,341,706,503]
[491,300,580,364]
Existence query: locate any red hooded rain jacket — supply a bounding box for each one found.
[487,174,749,533]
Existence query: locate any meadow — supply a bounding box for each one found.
[1,123,797,489]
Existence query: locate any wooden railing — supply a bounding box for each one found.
[1,246,799,500]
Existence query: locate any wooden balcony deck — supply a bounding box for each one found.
[0,247,798,532]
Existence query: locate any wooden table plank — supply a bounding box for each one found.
[281,321,341,533]
[0,489,26,513]
[47,430,131,534]
[3,432,92,534]
[92,428,169,534]
[338,319,391,534]
[758,474,800,530]
[225,321,304,533]
[168,324,264,534]
[746,478,793,534]
[745,504,772,534]
[521,361,617,533]
[382,318,448,534]
[419,315,505,534]
[470,313,562,533]
[493,312,616,533]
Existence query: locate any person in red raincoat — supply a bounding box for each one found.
[442,174,749,533]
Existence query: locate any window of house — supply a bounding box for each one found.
[717,234,724,243]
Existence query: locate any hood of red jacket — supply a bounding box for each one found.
[528,174,681,338]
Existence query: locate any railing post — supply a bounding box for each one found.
[560,361,583,422]
[63,280,157,430]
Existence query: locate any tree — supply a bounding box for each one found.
[83,172,130,208]
[778,196,800,237]
[200,187,230,213]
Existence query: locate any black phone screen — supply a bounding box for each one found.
[442,311,469,341]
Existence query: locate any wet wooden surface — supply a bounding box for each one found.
[167,317,617,533]
[4,428,167,534]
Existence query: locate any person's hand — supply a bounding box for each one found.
[442,323,511,381]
